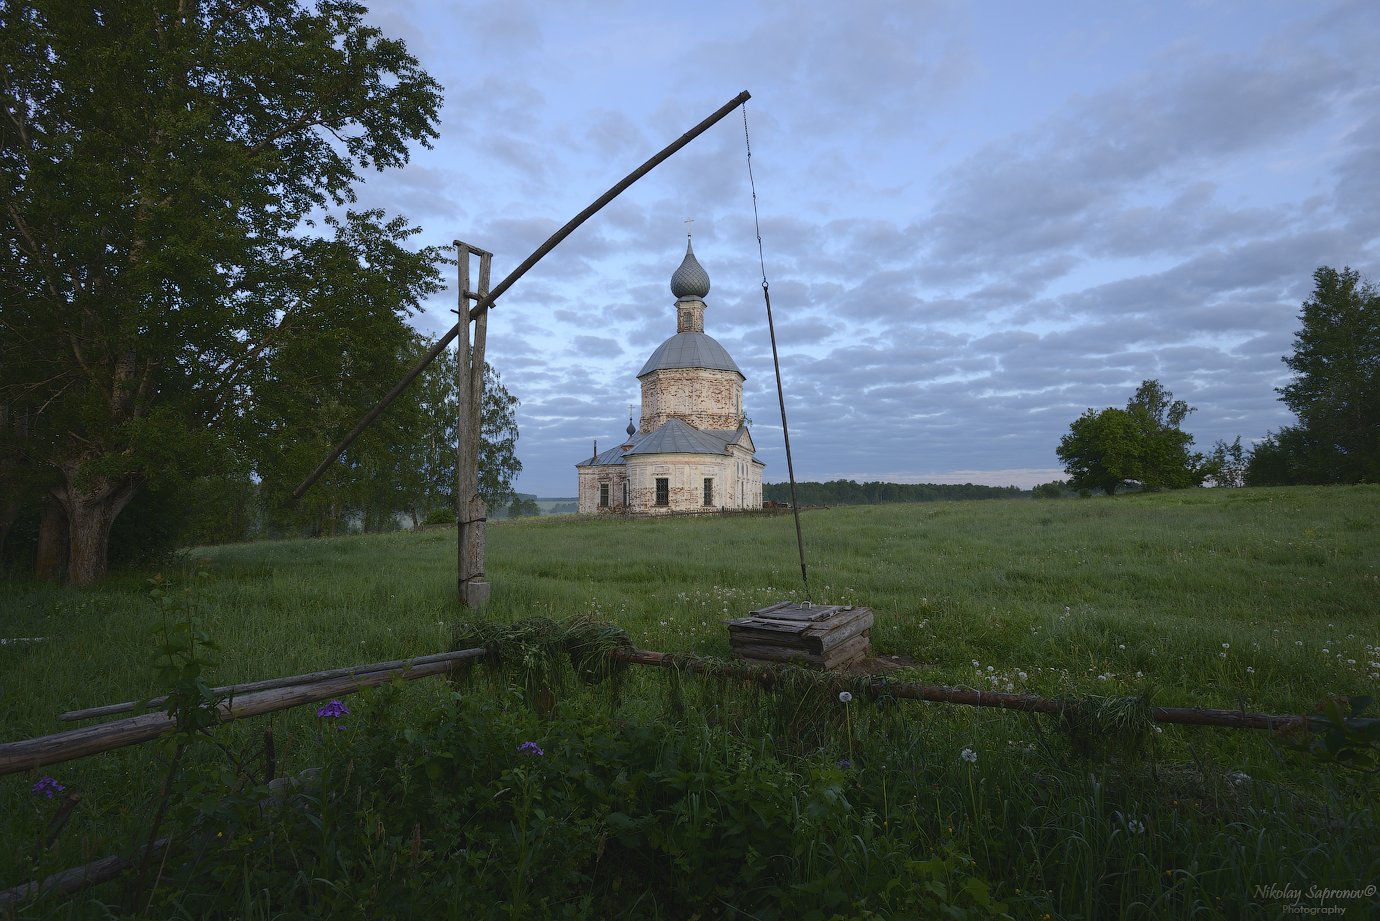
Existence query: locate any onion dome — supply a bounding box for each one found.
[626,418,637,437]
[670,237,710,299]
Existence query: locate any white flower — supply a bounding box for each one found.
[1219,652,1227,659]
[972,660,980,668]
[1127,818,1146,834]
[960,747,978,764]
[1017,670,1028,680]
[1118,644,1126,650]
[1347,659,1356,665]
[1323,648,1330,654]
[1246,666,1255,674]
[1221,643,1229,650]
[838,691,853,703]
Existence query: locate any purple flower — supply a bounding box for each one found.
[32,776,65,799]
[316,699,350,720]
[837,759,853,770]
[518,741,544,757]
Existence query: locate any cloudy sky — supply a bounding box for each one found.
[351,0,1380,496]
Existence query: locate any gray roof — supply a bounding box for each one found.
[702,425,749,446]
[637,331,743,378]
[577,421,762,468]
[576,441,636,467]
[670,238,710,298]
[626,418,732,456]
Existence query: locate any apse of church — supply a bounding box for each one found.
[576,235,765,515]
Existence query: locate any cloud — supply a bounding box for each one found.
[349,1,1378,496]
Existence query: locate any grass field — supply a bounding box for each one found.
[1,485,1377,918]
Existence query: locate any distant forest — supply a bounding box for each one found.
[762,480,1024,506]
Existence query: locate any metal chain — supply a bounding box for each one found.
[743,104,811,602]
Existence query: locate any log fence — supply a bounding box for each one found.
[2,645,1314,778]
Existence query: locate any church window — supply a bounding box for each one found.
[622,480,628,507]
[655,477,669,506]
[599,483,609,507]
[703,478,713,506]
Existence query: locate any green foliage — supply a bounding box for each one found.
[146,573,224,734]
[1031,479,1071,499]
[122,692,1012,920]
[422,507,457,526]
[1249,266,1380,485]
[404,346,523,520]
[506,496,541,518]
[451,616,633,710]
[1292,696,1380,774]
[0,0,444,581]
[3,490,1378,917]
[1204,436,1246,488]
[1056,693,1156,761]
[1057,380,1206,495]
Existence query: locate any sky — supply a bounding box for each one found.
[349,0,1380,496]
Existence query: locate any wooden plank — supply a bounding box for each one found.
[729,631,811,647]
[0,837,170,907]
[730,644,819,666]
[812,612,875,653]
[60,649,491,722]
[820,632,871,669]
[747,603,846,622]
[726,618,807,634]
[1,649,486,776]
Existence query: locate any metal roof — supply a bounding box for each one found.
[626,418,732,456]
[577,422,763,468]
[637,331,743,378]
[576,441,638,467]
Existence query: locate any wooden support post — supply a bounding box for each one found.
[454,242,493,607]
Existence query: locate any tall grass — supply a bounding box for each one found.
[1,485,1377,917]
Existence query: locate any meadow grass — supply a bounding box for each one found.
[1,485,1377,918]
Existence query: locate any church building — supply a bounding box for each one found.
[576,236,764,515]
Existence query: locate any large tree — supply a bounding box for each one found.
[1247,266,1379,485]
[0,1,443,583]
[403,341,522,524]
[1056,380,1206,495]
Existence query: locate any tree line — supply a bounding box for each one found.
[0,1,520,583]
[764,480,1022,506]
[1053,266,1378,495]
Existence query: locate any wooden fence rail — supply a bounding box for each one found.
[2,645,1315,778]
[0,649,485,776]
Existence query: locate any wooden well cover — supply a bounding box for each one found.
[726,601,873,669]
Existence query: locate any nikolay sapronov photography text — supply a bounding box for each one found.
[1255,883,1377,916]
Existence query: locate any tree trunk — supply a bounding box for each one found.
[54,474,138,587]
[34,498,68,582]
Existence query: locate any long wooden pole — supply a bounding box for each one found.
[291,90,753,501]
[0,649,485,776]
[455,245,492,606]
[57,650,483,723]
[609,650,1311,732]
[10,644,1319,778]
